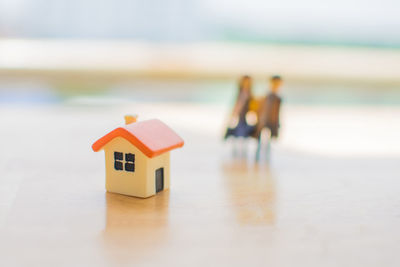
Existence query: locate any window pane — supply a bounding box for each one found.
[114,161,123,170]
[125,163,135,172]
[125,153,135,162]
[114,151,123,160]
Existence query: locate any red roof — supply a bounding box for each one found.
[92,119,184,158]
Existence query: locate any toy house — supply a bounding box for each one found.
[92,118,184,198]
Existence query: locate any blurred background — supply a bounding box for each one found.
[1,0,400,156]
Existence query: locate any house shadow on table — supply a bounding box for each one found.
[102,190,170,264]
[221,160,276,225]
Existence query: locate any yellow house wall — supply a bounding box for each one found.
[104,137,149,198]
[146,152,170,197]
[103,137,170,198]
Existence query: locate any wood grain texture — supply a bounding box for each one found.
[0,103,399,267]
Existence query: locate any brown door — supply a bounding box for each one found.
[155,168,164,193]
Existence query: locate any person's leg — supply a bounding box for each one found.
[238,137,248,158]
[255,128,272,162]
[266,136,271,159]
[264,128,272,160]
[232,138,238,157]
[255,134,262,162]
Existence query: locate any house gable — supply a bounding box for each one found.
[103,137,150,198]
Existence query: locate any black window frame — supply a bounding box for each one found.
[125,153,135,172]
[114,151,135,172]
[114,152,124,170]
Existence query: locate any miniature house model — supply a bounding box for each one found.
[92,118,184,198]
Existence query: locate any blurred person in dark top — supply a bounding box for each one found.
[254,75,283,160]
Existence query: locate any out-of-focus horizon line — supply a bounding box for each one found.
[3,36,400,50]
[1,38,400,84]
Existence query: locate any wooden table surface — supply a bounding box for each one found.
[0,102,399,267]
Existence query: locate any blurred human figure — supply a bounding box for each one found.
[224,75,255,139]
[254,75,283,161]
[224,75,256,156]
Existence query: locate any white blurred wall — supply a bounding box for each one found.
[0,0,399,46]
